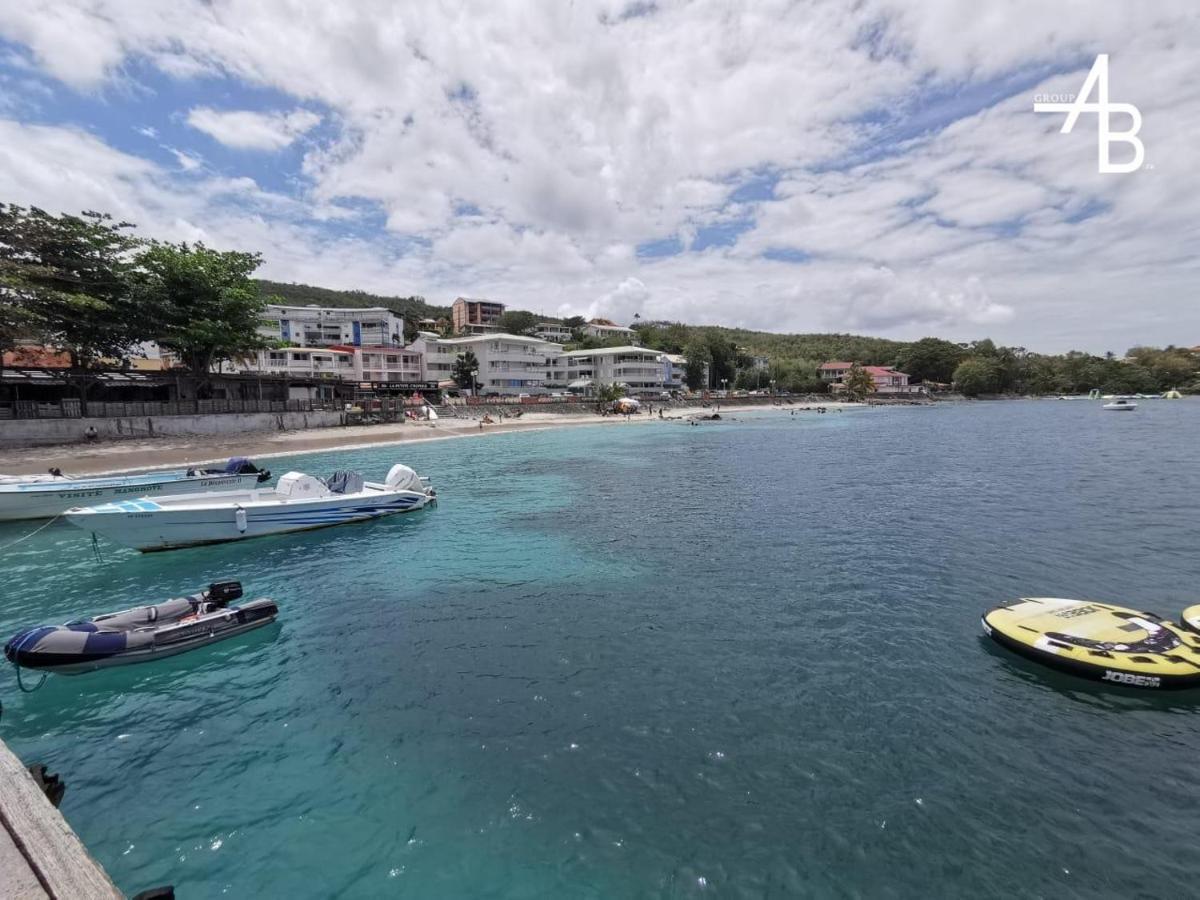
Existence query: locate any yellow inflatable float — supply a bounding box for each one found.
[982,598,1200,689]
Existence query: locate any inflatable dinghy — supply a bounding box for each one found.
[4,581,278,675]
[982,597,1200,690]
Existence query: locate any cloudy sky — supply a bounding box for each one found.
[1,1,1196,352]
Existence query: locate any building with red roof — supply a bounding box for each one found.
[819,361,923,394]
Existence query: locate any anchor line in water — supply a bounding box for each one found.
[0,513,65,555]
[9,628,51,694]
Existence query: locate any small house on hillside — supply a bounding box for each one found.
[819,361,924,394]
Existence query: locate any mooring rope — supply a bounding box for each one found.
[9,629,50,693]
[0,513,64,555]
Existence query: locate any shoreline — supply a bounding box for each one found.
[0,402,865,477]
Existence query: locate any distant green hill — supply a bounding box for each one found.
[634,321,906,365]
[256,279,908,363]
[696,326,905,365]
[256,279,451,321]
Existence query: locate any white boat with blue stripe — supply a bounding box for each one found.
[0,458,271,522]
[65,463,435,551]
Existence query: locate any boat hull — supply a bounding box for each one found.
[5,596,279,674]
[68,491,432,551]
[0,472,264,522]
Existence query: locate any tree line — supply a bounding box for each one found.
[5,203,1194,398]
[630,325,1199,396]
[1,203,271,377]
[896,337,1199,396]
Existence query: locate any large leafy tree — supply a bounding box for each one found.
[683,338,710,389]
[451,349,480,391]
[496,310,538,335]
[952,358,1004,396]
[593,382,625,404]
[894,337,966,384]
[0,203,144,368]
[704,332,740,388]
[135,242,270,376]
[843,363,876,399]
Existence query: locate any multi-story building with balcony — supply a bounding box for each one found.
[819,361,922,394]
[451,297,506,334]
[582,319,637,343]
[534,322,573,342]
[557,346,669,395]
[240,347,357,379]
[662,353,687,391]
[332,346,424,385]
[233,344,425,387]
[411,333,558,395]
[259,305,404,348]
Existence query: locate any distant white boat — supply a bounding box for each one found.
[1102,399,1137,411]
[66,463,435,552]
[0,458,271,522]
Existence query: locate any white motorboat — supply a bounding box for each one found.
[66,463,435,551]
[0,458,272,522]
[1102,399,1137,411]
[0,471,66,484]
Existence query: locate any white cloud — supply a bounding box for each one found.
[186,107,321,151]
[0,1,1198,351]
[168,148,203,171]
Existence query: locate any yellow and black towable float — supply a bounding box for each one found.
[1180,605,1200,636]
[982,598,1200,690]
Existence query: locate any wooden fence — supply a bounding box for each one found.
[0,398,339,419]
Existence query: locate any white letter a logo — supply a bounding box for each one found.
[1034,55,1144,174]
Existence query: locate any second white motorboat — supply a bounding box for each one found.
[1102,399,1137,411]
[0,458,272,522]
[66,463,435,551]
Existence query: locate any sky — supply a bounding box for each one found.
[0,1,1197,354]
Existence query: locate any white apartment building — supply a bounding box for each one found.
[555,346,669,396]
[234,345,423,385]
[583,322,637,342]
[259,304,404,348]
[662,353,687,391]
[355,346,424,383]
[534,323,573,342]
[411,333,559,395]
[241,347,356,379]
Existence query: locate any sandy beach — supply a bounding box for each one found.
[0,402,864,476]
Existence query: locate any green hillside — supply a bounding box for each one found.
[256,279,451,321]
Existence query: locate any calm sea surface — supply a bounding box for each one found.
[2,400,1198,898]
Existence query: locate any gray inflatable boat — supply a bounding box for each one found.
[4,581,278,675]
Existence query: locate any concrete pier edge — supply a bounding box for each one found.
[0,737,123,899]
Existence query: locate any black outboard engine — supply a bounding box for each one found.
[206,581,243,607]
[217,458,271,482]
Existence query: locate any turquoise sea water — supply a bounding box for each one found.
[1,400,1199,898]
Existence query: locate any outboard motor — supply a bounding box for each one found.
[225,457,271,482]
[385,464,421,492]
[206,581,243,607]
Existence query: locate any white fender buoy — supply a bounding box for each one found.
[235,506,247,533]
